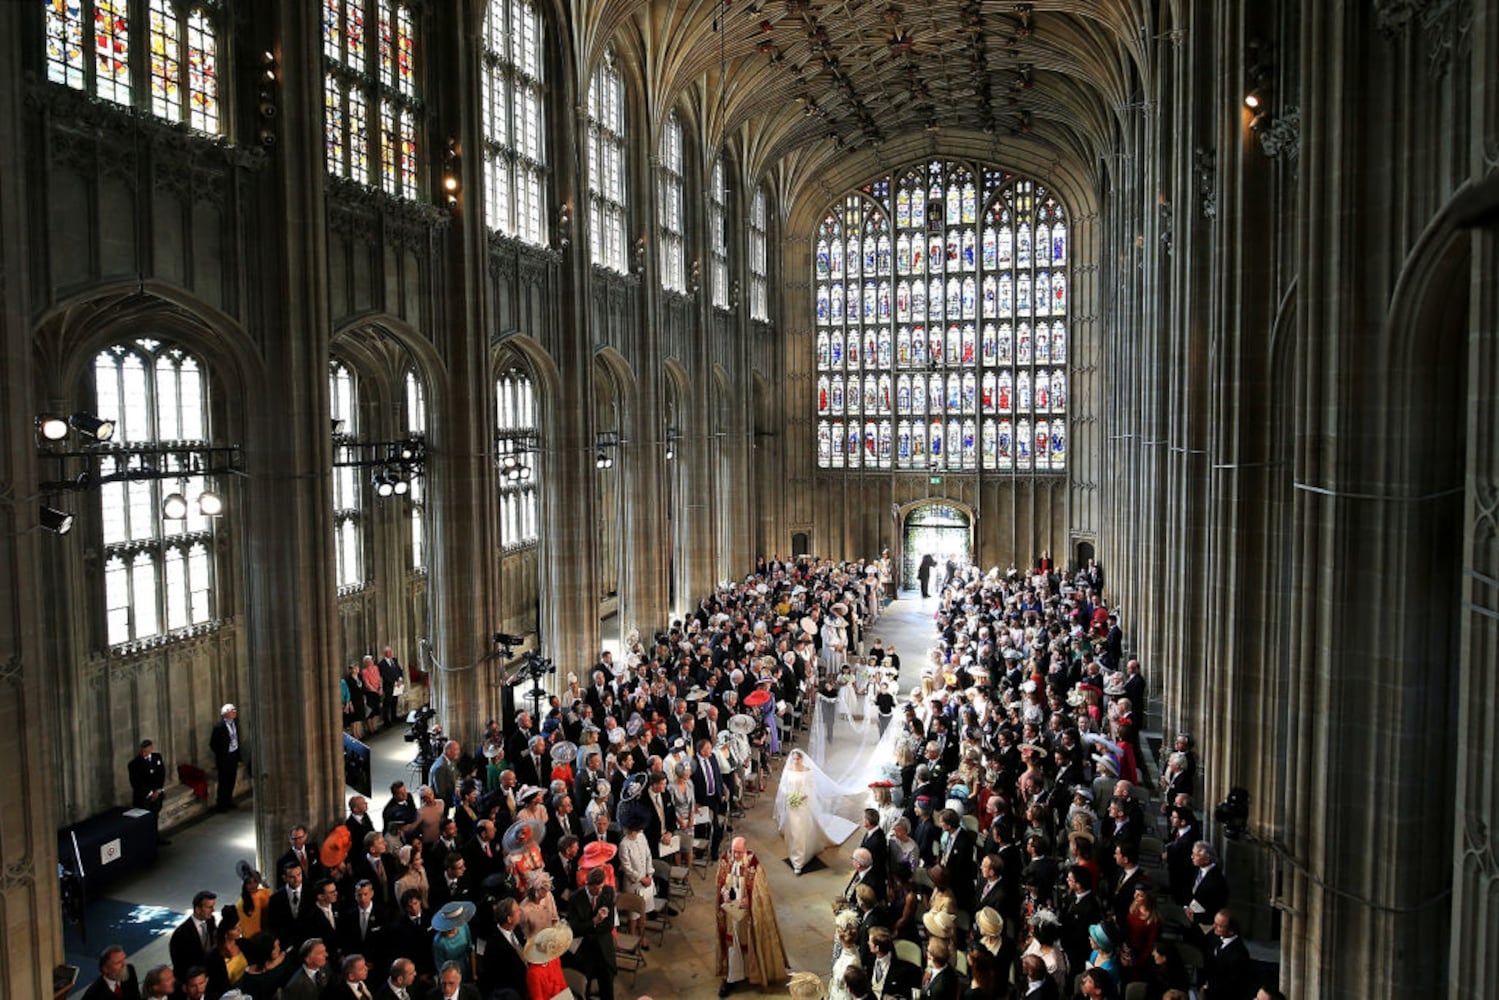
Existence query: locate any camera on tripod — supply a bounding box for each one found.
[403,704,443,771]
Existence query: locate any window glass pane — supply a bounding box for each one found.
[148,1,182,121]
[165,547,188,631]
[189,542,211,622]
[106,556,131,646]
[45,0,87,88]
[185,8,218,132]
[94,0,132,105]
[131,554,159,637]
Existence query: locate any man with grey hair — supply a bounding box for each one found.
[843,847,878,904]
[1186,840,1229,939]
[82,944,140,1000]
[326,954,369,1000]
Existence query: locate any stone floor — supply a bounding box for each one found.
[71,592,943,999]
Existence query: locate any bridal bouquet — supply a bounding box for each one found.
[786,791,807,810]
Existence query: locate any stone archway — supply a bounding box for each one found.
[899,501,973,593]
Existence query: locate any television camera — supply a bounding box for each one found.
[403,704,444,773]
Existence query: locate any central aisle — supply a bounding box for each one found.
[627,592,937,998]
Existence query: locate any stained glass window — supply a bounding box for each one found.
[482,0,549,245]
[657,112,685,293]
[46,1,221,133]
[496,369,538,547]
[814,161,1068,473]
[749,188,769,322]
[324,0,420,198]
[331,361,364,590]
[93,340,218,648]
[710,156,730,309]
[587,48,628,273]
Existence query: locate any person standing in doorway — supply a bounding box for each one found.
[917,554,937,598]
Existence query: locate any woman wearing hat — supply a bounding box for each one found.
[577,839,618,891]
[973,907,1016,983]
[828,910,864,1000]
[1122,881,1161,983]
[523,923,574,1000]
[1086,922,1122,991]
[518,870,560,941]
[618,812,655,945]
[431,901,477,981]
[395,842,429,909]
[923,908,958,956]
[233,867,272,939]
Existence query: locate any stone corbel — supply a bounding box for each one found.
[1258,107,1300,162]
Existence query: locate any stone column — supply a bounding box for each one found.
[243,0,349,863]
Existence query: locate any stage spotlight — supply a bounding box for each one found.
[162,491,189,520]
[69,412,115,441]
[40,505,75,535]
[198,490,224,516]
[393,477,410,496]
[37,415,69,441]
[373,471,395,497]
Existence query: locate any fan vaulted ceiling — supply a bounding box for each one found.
[572,0,1166,198]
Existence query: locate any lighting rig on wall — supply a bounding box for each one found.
[664,426,680,461]
[556,202,572,251]
[441,138,462,208]
[595,430,618,470]
[496,432,537,483]
[34,411,241,534]
[1243,38,1272,134]
[333,432,427,498]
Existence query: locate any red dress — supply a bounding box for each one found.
[526,958,567,999]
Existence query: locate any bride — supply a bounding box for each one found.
[774,749,867,874]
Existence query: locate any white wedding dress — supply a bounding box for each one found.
[774,749,867,873]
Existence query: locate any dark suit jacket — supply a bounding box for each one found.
[1204,935,1254,1000]
[690,755,726,814]
[80,968,142,1000]
[939,828,978,908]
[209,719,240,765]
[168,916,215,975]
[345,812,377,846]
[872,956,921,999]
[278,966,331,1000]
[858,825,889,889]
[299,904,342,958]
[1017,977,1061,1000]
[336,903,387,965]
[387,912,436,976]
[511,752,548,791]
[268,885,308,949]
[1189,866,1230,927]
[566,885,618,972]
[922,964,959,1000]
[1111,866,1147,923]
[478,927,528,996]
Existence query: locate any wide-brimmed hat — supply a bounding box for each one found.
[686,686,709,701]
[502,818,545,855]
[728,713,758,734]
[431,901,476,931]
[580,840,617,866]
[550,741,578,763]
[787,972,825,999]
[923,910,956,938]
[831,602,848,616]
[744,689,773,709]
[621,773,649,802]
[1089,923,1114,951]
[483,743,503,759]
[523,924,574,964]
[319,825,352,868]
[976,907,1005,938]
[800,616,818,635]
[518,784,545,804]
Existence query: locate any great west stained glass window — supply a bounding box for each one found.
[482,0,548,245]
[814,161,1068,473]
[46,1,222,134]
[323,0,420,198]
[587,49,627,273]
[94,340,217,647]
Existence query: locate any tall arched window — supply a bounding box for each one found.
[709,156,730,309]
[657,112,685,292]
[94,340,218,647]
[323,0,420,198]
[481,0,548,244]
[330,360,364,589]
[404,368,427,571]
[586,49,627,273]
[496,369,537,547]
[44,0,223,134]
[813,161,1069,474]
[749,187,769,322]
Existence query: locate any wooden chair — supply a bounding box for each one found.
[614,891,650,981]
[563,967,589,999]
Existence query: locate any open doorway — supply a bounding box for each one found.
[901,503,972,591]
